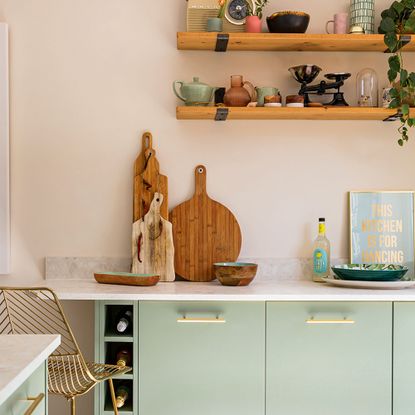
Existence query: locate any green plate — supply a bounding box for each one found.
[331,264,408,282]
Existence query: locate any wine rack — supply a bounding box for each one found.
[95,301,138,415]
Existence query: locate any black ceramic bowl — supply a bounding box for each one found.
[267,11,310,33]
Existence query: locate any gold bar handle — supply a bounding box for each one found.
[24,393,45,415]
[306,318,355,325]
[177,317,226,324]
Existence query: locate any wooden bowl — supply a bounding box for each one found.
[214,263,258,286]
[94,272,160,286]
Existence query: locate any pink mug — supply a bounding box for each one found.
[326,13,348,34]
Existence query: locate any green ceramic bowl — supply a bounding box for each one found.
[331,264,408,282]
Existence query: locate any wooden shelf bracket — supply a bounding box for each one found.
[215,107,229,121]
[383,111,402,122]
[215,33,229,52]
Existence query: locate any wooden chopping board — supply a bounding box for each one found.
[170,165,242,282]
[133,132,168,221]
[131,193,175,282]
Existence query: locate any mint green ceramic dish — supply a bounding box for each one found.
[331,264,408,282]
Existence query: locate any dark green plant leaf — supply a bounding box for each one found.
[389,54,401,71]
[385,33,399,51]
[382,7,398,19]
[381,16,397,32]
[389,68,398,82]
[404,15,415,30]
[390,87,399,98]
[402,103,410,115]
[398,138,404,146]
[390,97,400,108]
[392,1,405,14]
[401,68,409,83]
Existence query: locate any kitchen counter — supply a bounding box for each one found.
[2,277,415,301]
[0,334,60,406]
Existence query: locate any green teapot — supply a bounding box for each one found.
[173,77,216,106]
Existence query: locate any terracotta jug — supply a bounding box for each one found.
[224,75,256,107]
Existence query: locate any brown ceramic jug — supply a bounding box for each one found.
[224,75,256,107]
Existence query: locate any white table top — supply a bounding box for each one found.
[0,334,60,406]
[2,277,415,301]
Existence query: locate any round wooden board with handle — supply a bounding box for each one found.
[170,165,242,282]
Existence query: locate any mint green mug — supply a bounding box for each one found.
[255,87,279,107]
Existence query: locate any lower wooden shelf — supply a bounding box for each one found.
[176,106,407,121]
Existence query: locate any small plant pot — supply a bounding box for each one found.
[207,17,223,32]
[246,16,262,33]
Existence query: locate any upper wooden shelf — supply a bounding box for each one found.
[177,32,415,52]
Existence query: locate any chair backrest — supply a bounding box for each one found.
[0,287,83,358]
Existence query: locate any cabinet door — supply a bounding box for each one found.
[139,301,265,415]
[266,302,392,415]
[393,302,415,415]
[0,361,47,414]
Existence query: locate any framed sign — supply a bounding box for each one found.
[350,191,415,279]
[0,23,9,274]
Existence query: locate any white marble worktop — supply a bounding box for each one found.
[2,276,415,301]
[0,334,60,406]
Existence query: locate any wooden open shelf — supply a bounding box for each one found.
[176,106,411,121]
[177,32,415,52]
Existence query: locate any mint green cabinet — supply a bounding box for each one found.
[139,301,265,415]
[393,302,415,415]
[266,302,392,415]
[0,361,47,415]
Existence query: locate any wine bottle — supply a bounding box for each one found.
[115,384,130,408]
[116,310,133,333]
[312,218,331,282]
[116,348,132,367]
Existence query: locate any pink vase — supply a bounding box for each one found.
[246,16,262,33]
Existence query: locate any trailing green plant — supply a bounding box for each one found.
[217,0,228,18]
[246,0,268,19]
[379,0,415,145]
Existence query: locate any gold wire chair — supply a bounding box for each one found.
[0,287,131,415]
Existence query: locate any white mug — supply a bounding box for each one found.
[326,13,349,34]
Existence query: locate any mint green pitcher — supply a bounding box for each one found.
[173,77,216,106]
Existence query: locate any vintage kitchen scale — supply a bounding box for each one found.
[289,64,351,107]
[187,0,255,32]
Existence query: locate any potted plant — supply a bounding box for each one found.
[246,0,269,33]
[379,0,415,145]
[207,0,228,32]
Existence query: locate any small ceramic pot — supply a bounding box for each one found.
[256,87,279,106]
[207,17,223,32]
[246,16,262,33]
[264,94,282,104]
[286,95,304,107]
